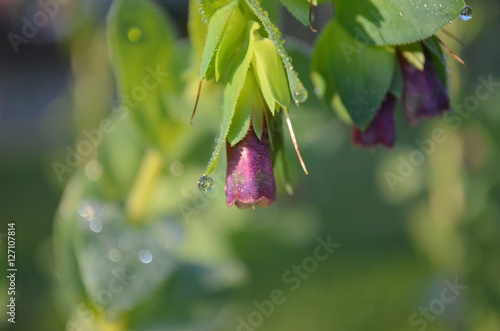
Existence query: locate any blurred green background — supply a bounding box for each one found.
[1,0,500,330]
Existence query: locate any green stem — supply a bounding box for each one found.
[97,312,127,331]
[126,148,164,224]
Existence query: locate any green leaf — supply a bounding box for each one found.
[261,0,283,27]
[107,0,183,150]
[312,27,336,107]
[76,200,182,312]
[331,93,353,125]
[279,0,310,26]
[312,20,395,129]
[227,70,266,144]
[97,112,143,199]
[227,72,255,145]
[252,38,291,112]
[399,42,425,71]
[204,21,260,175]
[215,5,246,81]
[251,96,265,140]
[188,0,208,61]
[197,0,238,80]
[196,0,234,21]
[335,0,466,45]
[245,0,308,105]
[389,57,404,99]
[423,36,449,92]
[266,111,294,195]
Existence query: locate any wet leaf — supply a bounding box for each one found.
[252,38,291,112]
[313,20,396,129]
[204,21,259,174]
[335,0,465,45]
[198,0,238,80]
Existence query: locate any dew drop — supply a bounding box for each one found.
[460,5,472,21]
[108,248,122,262]
[139,249,153,263]
[170,161,184,177]
[127,26,143,43]
[89,218,103,233]
[198,175,214,193]
[77,200,94,221]
[293,87,308,103]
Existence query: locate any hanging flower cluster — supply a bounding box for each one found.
[353,41,451,148]
[190,0,469,207]
[312,1,469,150]
[194,0,308,208]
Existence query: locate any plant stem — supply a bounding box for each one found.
[126,148,164,224]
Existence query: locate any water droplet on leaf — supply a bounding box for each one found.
[138,249,153,263]
[460,5,472,21]
[77,200,93,220]
[293,87,308,103]
[127,26,143,43]
[198,175,214,193]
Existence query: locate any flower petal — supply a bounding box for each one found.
[399,45,451,125]
[352,93,396,148]
[225,123,276,208]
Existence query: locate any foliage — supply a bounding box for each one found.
[36,1,500,330]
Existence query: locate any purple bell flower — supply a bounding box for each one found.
[225,123,276,209]
[398,45,451,125]
[352,93,396,148]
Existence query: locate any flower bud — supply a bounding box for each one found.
[225,123,276,209]
[352,93,396,148]
[399,45,451,125]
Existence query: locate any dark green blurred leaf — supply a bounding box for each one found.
[336,0,465,45]
[312,20,395,129]
[279,0,310,26]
